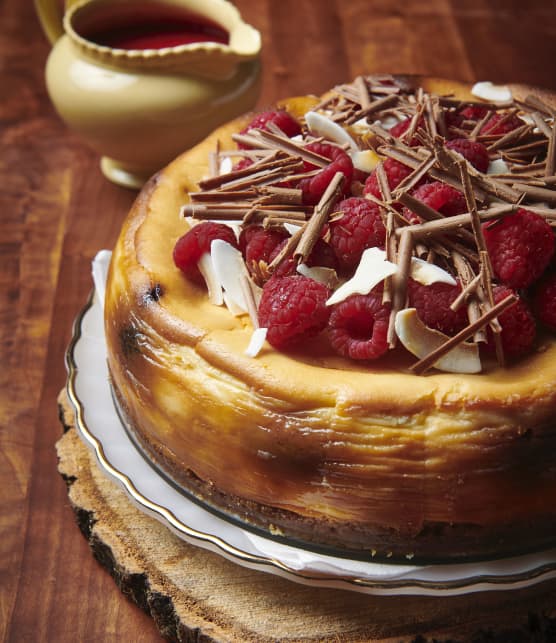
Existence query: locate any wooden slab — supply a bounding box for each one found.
[57,390,556,642]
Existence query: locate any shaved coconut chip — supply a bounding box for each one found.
[374,116,400,130]
[410,257,457,286]
[471,81,512,103]
[284,222,302,235]
[488,158,510,175]
[297,263,339,288]
[350,117,372,135]
[305,111,358,150]
[350,149,380,173]
[245,327,268,357]
[395,308,481,373]
[198,252,223,305]
[223,291,245,316]
[219,156,233,175]
[210,239,250,314]
[326,248,397,306]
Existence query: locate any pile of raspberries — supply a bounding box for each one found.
[173,107,556,366]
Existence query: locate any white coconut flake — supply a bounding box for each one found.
[374,116,400,130]
[305,111,358,150]
[284,222,302,235]
[223,291,246,316]
[219,156,233,175]
[210,239,250,314]
[297,263,339,288]
[198,252,224,306]
[487,158,511,175]
[245,327,268,357]
[410,257,457,286]
[326,248,397,306]
[471,81,512,103]
[395,308,481,373]
[350,149,379,173]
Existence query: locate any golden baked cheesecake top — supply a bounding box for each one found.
[150,75,556,387]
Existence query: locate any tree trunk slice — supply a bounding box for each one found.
[56,389,556,642]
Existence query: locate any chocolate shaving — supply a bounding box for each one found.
[487,124,532,152]
[512,182,556,204]
[531,112,553,138]
[387,229,413,347]
[523,94,556,117]
[546,121,556,178]
[452,251,485,342]
[450,271,482,312]
[199,152,289,189]
[410,294,517,374]
[295,172,344,262]
[239,274,260,329]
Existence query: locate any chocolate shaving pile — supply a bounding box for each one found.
[182,75,556,373]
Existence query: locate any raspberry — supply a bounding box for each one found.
[482,209,555,289]
[389,116,422,146]
[242,226,288,277]
[239,109,302,148]
[445,110,465,131]
[534,272,556,331]
[173,222,238,283]
[269,237,338,277]
[328,292,390,360]
[363,158,413,201]
[258,275,331,348]
[402,181,467,224]
[481,112,523,136]
[328,197,386,272]
[485,286,536,358]
[446,138,490,173]
[460,105,489,121]
[299,142,353,205]
[407,279,468,336]
[232,158,253,171]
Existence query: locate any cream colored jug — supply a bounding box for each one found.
[35,0,261,188]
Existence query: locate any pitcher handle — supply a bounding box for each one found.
[34,0,81,45]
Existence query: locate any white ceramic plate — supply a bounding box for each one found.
[65,286,556,596]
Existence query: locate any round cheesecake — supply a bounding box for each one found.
[105,76,556,562]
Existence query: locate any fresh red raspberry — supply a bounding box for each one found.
[328,197,386,272]
[481,112,523,136]
[299,142,353,205]
[258,275,331,348]
[533,272,556,332]
[402,181,467,224]
[328,292,391,360]
[460,105,489,121]
[269,237,338,277]
[485,286,536,359]
[232,157,253,171]
[242,226,289,274]
[445,110,465,131]
[407,278,468,336]
[238,109,302,148]
[173,222,238,283]
[363,158,413,200]
[482,209,555,289]
[446,138,490,173]
[389,116,423,146]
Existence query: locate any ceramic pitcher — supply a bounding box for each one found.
[35,0,262,188]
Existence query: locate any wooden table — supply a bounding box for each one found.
[3,1,556,640]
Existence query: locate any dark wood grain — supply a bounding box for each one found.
[2,0,556,640]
